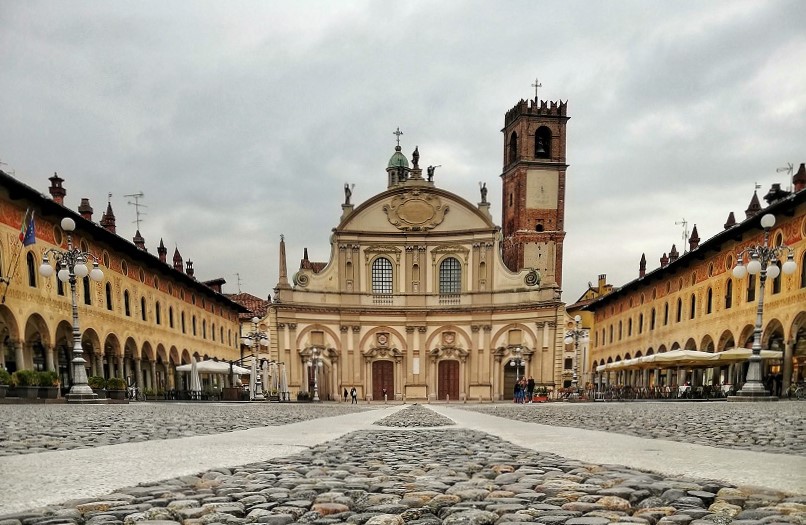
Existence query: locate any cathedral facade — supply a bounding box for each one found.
[269,98,569,401]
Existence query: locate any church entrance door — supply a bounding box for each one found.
[372,360,394,401]
[438,360,459,401]
[503,364,524,400]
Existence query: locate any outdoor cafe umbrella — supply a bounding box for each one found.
[279,362,289,400]
[189,356,202,394]
[714,347,784,363]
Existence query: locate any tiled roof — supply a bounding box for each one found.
[226,292,271,320]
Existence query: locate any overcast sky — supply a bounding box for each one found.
[2,1,804,303]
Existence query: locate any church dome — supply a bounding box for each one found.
[387,146,409,169]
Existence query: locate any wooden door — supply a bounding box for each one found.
[372,360,394,400]
[438,360,459,401]
[503,365,523,400]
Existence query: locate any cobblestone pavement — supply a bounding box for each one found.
[0,403,375,457]
[373,403,455,427]
[461,401,806,456]
[2,406,803,525]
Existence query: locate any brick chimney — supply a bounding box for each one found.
[794,163,806,192]
[48,172,66,205]
[639,253,646,279]
[669,244,679,263]
[724,212,736,230]
[78,198,93,221]
[597,274,607,295]
[133,230,146,251]
[186,259,195,278]
[660,253,669,268]
[688,224,700,251]
[173,247,183,272]
[100,201,116,233]
[158,238,167,263]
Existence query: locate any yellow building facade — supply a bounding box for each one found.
[0,170,246,394]
[586,171,806,394]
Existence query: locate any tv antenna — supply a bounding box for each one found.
[234,272,243,293]
[777,162,794,192]
[675,218,689,251]
[125,192,147,231]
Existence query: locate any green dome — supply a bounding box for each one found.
[387,146,409,169]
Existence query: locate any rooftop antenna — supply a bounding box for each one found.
[675,218,689,252]
[777,162,794,192]
[234,272,243,293]
[125,191,147,231]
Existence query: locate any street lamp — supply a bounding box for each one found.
[241,316,269,400]
[509,347,523,381]
[732,213,797,397]
[564,315,588,390]
[307,347,323,402]
[39,217,104,403]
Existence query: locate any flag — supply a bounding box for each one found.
[19,208,36,246]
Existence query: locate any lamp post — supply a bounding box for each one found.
[39,217,104,403]
[732,213,797,397]
[241,316,269,400]
[564,315,588,391]
[307,347,323,401]
[509,347,523,381]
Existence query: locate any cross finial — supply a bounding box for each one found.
[393,127,403,146]
[532,77,542,99]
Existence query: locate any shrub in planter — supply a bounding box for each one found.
[142,387,156,399]
[87,375,106,390]
[106,377,127,400]
[12,370,40,398]
[0,369,10,399]
[38,370,60,399]
[296,391,311,402]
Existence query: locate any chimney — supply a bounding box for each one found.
[100,201,116,233]
[186,259,195,278]
[794,163,806,192]
[639,253,646,279]
[763,183,790,205]
[745,191,761,219]
[78,198,93,221]
[173,247,183,272]
[48,172,66,205]
[597,274,606,295]
[660,253,669,268]
[724,212,736,230]
[133,230,146,251]
[688,224,700,251]
[158,238,167,263]
[669,244,679,262]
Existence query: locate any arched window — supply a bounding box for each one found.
[27,252,36,287]
[725,279,733,309]
[663,302,669,325]
[192,316,197,336]
[212,323,216,341]
[801,252,806,288]
[747,274,756,302]
[508,131,518,164]
[57,277,64,296]
[627,318,632,337]
[140,297,147,321]
[220,326,224,343]
[202,320,207,339]
[169,306,174,328]
[181,312,186,333]
[706,287,713,314]
[535,126,551,158]
[439,257,461,295]
[689,293,696,319]
[650,308,656,331]
[771,261,782,294]
[105,282,113,311]
[638,313,644,334]
[155,302,161,325]
[124,290,131,316]
[371,257,393,295]
[83,276,91,305]
[608,325,613,343]
[676,298,682,323]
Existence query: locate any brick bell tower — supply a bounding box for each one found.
[500,97,569,288]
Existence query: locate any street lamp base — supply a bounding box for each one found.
[66,392,106,404]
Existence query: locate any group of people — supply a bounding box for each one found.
[513,376,536,403]
[342,387,358,404]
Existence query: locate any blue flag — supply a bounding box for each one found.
[19,209,36,246]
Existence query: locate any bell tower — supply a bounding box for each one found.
[500,97,569,287]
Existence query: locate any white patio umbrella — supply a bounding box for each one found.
[189,356,202,395]
[250,358,257,400]
[262,361,270,395]
[279,362,289,400]
[270,362,280,391]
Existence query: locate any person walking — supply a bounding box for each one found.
[350,386,357,404]
[343,387,348,402]
[526,376,535,403]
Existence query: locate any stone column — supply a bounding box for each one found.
[782,339,794,395]
[45,346,55,372]
[15,341,25,371]
[151,363,157,392]
[134,358,142,388]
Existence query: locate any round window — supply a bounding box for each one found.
[121,260,129,276]
[139,268,145,283]
[53,225,64,246]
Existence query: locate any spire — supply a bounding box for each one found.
[724,212,736,230]
[660,252,669,268]
[100,201,116,233]
[173,247,183,272]
[794,163,806,192]
[48,172,66,205]
[688,224,700,251]
[157,238,167,263]
[133,229,146,251]
[639,253,647,279]
[745,191,762,219]
[78,198,93,221]
[276,234,291,291]
[669,244,679,262]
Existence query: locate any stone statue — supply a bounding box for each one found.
[344,183,353,205]
[427,165,435,182]
[480,182,488,203]
[412,146,420,169]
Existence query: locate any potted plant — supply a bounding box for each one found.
[296,391,311,402]
[106,377,127,400]
[143,387,157,400]
[38,370,60,399]
[11,370,40,399]
[533,386,549,403]
[87,375,107,398]
[0,368,10,399]
[268,388,280,402]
